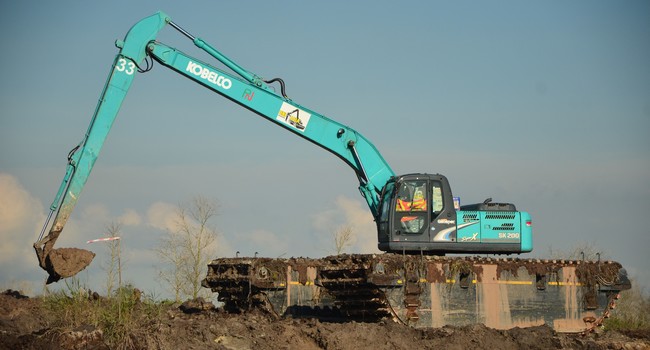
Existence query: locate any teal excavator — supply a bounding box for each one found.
[34,12,629,333]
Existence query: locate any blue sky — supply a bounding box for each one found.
[1,1,649,298]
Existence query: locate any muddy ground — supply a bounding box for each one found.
[1,290,648,350]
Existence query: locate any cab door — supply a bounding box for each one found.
[392,179,430,239]
[428,178,458,242]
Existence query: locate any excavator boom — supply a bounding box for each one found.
[34,11,392,283]
[34,12,631,334]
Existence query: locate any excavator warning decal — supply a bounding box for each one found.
[277,102,311,132]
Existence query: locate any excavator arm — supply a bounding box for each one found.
[34,11,393,283]
[146,39,394,210]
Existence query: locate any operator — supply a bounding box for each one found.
[396,188,427,211]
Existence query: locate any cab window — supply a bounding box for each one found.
[379,182,394,223]
[431,180,444,219]
[394,180,428,234]
[395,181,427,212]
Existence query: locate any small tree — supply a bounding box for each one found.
[156,228,186,302]
[102,222,123,297]
[333,224,355,255]
[156,196,219,301]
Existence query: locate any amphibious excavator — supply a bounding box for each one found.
[34,12,630,333]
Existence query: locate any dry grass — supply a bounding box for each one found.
[605,280,650,331]
[42,279,169,349]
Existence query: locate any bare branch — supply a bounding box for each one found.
[333,224,355,255]
[156,196,219,301]
[101,222,122,297]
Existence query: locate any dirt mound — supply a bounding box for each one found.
[43,247,95,284]
[1,290,648,350]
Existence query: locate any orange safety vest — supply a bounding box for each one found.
[396,198,426,211]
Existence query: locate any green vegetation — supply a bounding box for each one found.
[42,278,169,349]
[605,281,650,331]
[33,196,221,348]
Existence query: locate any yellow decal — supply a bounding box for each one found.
[277,102,311,132]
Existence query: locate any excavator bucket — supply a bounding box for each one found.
[36,247,95,284]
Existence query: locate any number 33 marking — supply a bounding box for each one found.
[116,58,135,75]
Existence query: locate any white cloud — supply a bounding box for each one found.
[146,201,177,231]
[0,173,45,279]
[310,195,379,255]
[332,196,379,254]
[0,173,172,290]
[214,232,235,258]
[118,208,142,226]
[80,203,111,223]
[0,174,43,234]
[243,229,289,258]
[59,203,116,245]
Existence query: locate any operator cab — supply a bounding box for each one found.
[377,173,532,254]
